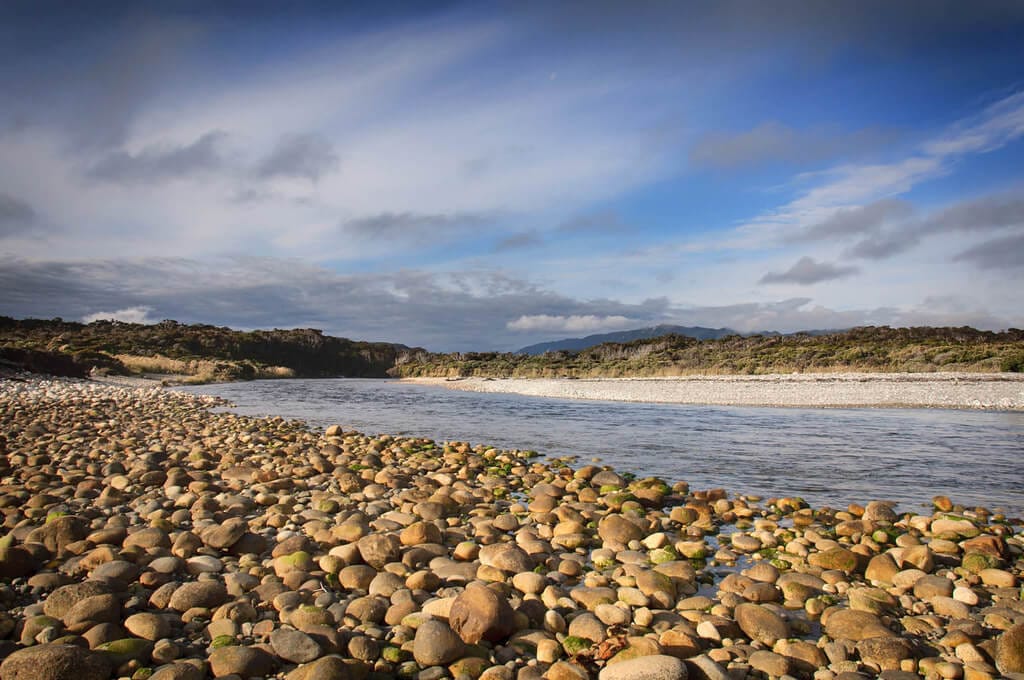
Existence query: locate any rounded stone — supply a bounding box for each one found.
[598,514,645,547]
[512,571,547,595]
[734,603,789,646]
[413,619,465,666]
[996,623,1024,674]
[62,593,120,631]
[0,644,112,680]
[399,521,442,546]
[824,609,894,642]
[598,654,687,680]
[168,580,228,612]
[209,645,275,678]
[150,662,205,680]
[449,582,516,644]
[478,543,533,573]
[201,517,248,549]
[42,581,112,619]
[356,534,401,569]
[271,627,322,664]
[124,612,171,641]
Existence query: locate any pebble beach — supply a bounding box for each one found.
[410,374,1024,410]
[1,374,1023,680]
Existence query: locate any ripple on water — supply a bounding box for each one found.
[180,378,1024,515]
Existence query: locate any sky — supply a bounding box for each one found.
[2,1,1024,351]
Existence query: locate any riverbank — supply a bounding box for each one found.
[1,374,1022,679]
[408,372,1024,410]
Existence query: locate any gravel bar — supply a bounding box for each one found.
[409,373,1024,410]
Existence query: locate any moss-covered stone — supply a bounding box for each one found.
[562,636,592,655]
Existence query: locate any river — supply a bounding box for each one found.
[180,378,1024,515]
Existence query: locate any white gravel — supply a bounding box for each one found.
[407,372,1024,410]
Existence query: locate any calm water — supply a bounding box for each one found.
[180,379,1024,515]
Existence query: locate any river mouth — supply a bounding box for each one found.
[180,378,1024,517]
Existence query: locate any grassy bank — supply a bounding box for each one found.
[393,326,1024,378]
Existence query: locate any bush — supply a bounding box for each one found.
[1000,353,1024,372]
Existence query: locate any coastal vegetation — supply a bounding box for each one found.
[2,317,1022,383]
[0,316,412,382]
[392,326,1024,378]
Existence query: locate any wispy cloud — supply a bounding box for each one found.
[759,256,860,285]
[88,131,227,183]
[740,90,1024,246]
[494,230,544,252]
[0,193,37,237]
[845,187,1024,260]
[953,231,1024,270]
[343,212,494,243]
[690,121,899,170]
[557,209,631,234]
[256,133,339,182]
[789,198,914,242]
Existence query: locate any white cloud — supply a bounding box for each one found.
[82,306,157,324]
[0,14,678,264]
[507,314,638,333]
[699,90,1024,251]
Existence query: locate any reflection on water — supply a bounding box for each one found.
[181,379,1024,515]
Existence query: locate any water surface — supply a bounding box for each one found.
[181,379,1024,515]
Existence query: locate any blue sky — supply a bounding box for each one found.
[2,1,1023,350]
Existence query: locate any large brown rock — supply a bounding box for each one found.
[599,654,687,680]
[209,645,275,678]
[598,514,645,547]
[63,593,121,632]
[270,628,322,664]
[856,637,913,671]
[478,543,533,573]
[808,547,858,572]
[399,521,442,546]
[201,518,248,550]
[413,619,465,666]
[996,623,1024,674]
[285,655,352,680]
[124,612,171,641]
[734,603,789,646]
[0,543,39,578]
[863,501,897,523]
[150,662,206,680]
[42,580,113,619]
[168,580,228,612]
[450,582,516,644]
[25,515,88,557]
[0,643,112,680]
[864,553,899,585]
[824,609,893,642]
[355,534,400,569]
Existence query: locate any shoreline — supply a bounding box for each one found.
[1,374,1022,678]
[406,372,1024,410]
[24,368,1024,411]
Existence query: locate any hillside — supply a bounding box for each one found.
[392,326,1024,378]
[3,318,1022,383]
[0,316,414,382]
[516,324,739,354]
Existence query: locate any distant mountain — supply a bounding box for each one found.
[516,325,741,355]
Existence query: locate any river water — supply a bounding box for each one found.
[180,379,1024,516]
